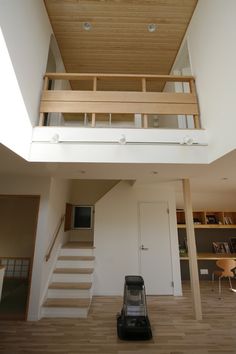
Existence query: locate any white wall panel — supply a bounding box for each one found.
[94,181,182,296]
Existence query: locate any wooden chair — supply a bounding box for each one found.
[212,259,236,299]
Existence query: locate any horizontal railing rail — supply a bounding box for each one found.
[39,73,200,129]
[42,72,196,81]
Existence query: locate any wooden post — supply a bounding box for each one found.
[91,76,97,127]
[39,76,49,126]
[182,179,202,320]
[141,77,148,128]
[189,79,200,129]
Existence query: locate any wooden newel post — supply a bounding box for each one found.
[141,77,148,128]
[182,178,202,320]
[189,79,200,129]
[91,76,97,127]
[39,76,49,126]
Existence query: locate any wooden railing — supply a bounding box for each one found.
[39,73,200,129]
[45,214,65,262]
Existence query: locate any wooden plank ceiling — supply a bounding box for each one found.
[44,0,198,92]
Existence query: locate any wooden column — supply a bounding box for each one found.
[141,78,148,128]
[182,178,202,320]
[39,76,49,126]
[189,79,200,129]
[91,76,97,127]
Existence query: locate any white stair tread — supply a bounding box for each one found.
[43,298,90,308]
[62,242,94,249]
[49,282,92,290]
[54,268,93,274]
[58,256,95,261]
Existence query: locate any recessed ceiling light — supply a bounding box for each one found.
[152,171,158,175]
[83,22,92,31]
[221,177,228,180]
[147,23,157,33]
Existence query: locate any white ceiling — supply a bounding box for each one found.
[1,144,236,193]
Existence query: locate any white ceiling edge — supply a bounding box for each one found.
[29,142,209,164]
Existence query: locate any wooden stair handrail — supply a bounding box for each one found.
[45,214,65,262]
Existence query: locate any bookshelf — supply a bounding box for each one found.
[176,210,236,229]
[177,209,236,280]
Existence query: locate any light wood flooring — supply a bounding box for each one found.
[1,281,236,354]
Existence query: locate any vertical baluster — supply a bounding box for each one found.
[91,76,97,127]
[84,113,87,126]
[109,113,112,127]
[39,76,49,126]
[142,77,148,128]
[189,79,200,129]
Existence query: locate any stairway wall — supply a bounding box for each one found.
[94,181,181,296]
[68,180,118,242]
[39,178,70,316]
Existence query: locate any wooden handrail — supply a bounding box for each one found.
[45,214,65,262]
[44,72,195,83]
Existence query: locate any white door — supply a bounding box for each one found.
[138,202,173,295]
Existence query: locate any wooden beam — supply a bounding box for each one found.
[182,179,202,321]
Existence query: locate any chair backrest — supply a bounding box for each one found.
[216,259,236,277]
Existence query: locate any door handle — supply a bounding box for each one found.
[141,244,149,250]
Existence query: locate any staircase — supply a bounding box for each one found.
[42,242,95,318]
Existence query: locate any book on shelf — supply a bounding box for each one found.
[224,216,233,225]
[212,241,231,254]
[193,218,201,224]
[206,215,218,224]
[229,238,236,253]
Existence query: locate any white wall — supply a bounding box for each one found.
[0,196,39,257]
[0,175,70,320]
[0,0,52,158]
[184,0,236,161]
[94,181,181,296]
[176,190,236,211]
[0,175,50,320]
[39,178,70,308]
[68,180,117,242]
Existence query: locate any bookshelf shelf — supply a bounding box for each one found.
[176,210,236,229]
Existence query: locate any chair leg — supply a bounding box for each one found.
[228,276,233,290]
[218,277,222,299]
[211,272,215,291]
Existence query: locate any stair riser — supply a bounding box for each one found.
[52,273,93,283]
[47,289,92,299]
[56,260,94,268]
[42,307,88,318]
[60,249,94,257]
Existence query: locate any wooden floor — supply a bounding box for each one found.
[1,281,236,353]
